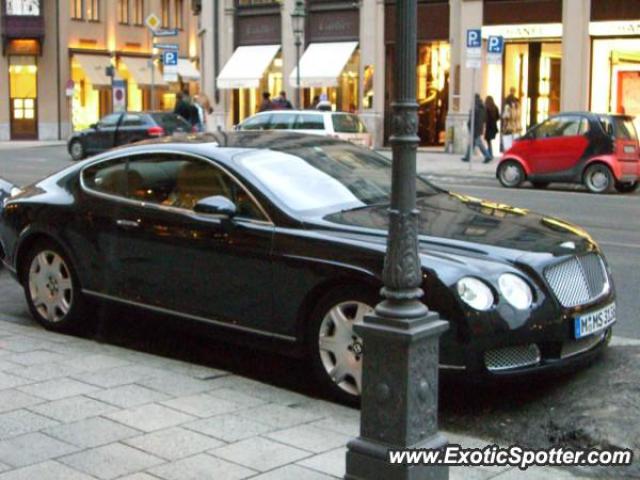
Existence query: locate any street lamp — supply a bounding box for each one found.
[291,0,305,109]
[345,0,450,479]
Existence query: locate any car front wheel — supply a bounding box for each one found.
[497,160,525,188]
[614,181,639,193]
[309,287,376,403]
[69,140,85,161]
[584,164,614,193]
[23,241,89,333]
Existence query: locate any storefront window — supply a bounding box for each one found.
[306,50,360,113]
[591,38,640,132]
[9,56,38,138]
[71,59,101,131]
[234,53,283,123]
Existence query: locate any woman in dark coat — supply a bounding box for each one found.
[484,96,500,158]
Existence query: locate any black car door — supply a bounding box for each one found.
[97,152,277,335]
[90,113,123,153]
[114,113,148,146]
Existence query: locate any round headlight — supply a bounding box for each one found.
[498,273,533,310]
[457,277,494,311]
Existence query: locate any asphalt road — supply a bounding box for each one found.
[1,145,638,339]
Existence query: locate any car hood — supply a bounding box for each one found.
[318,192,599,261]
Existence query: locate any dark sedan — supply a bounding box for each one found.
[67,111,193,161]
[0,132,616,402]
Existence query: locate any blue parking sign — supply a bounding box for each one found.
[466,29,481,49]
[162,50,178,66]
[487,36,504,54]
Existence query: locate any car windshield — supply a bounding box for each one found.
[151,113,191,132]
[332,114,368,133]
[236,143,437,215]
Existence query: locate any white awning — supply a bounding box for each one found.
[73,54,112,87]
[178,58,201,81]
[289,42,358,88]
[217,45,280,89]
[120,56,167,86]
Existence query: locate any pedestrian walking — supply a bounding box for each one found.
[461,94,492,163]
[316,93,332,111]
[502,87,522,151]
[310,95,320,109]
[259,92,274,112]
[273,91,293,110]
[194,94,214,132]
[173,91,192,123]
[484,95,500,158]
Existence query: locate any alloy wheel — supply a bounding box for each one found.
[28,250,73,323]
[498,161,524,188]
[585,165,612,193]
[318,300,373,397]
[70,142,83,160]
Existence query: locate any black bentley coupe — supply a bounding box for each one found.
[0,132,616,401]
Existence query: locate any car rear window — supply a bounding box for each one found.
[331,114,367,133]
[294,114,325,130]
[611,117,638,141]
[151,113,191,133]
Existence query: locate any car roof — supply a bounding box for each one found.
[548,111,634,121]
[254,110,356,116]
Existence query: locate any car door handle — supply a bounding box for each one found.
[116,219,140,229]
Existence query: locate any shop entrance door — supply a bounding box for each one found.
[9,56,38,140]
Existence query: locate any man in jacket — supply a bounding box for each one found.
[461,94,492,163]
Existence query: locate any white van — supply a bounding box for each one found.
[237,110,373,148]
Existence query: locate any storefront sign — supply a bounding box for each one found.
[236,14,280,46]
[481,23,562,40]
[590,21,640,37]
[307,10,359,42]
[466,29,482,69]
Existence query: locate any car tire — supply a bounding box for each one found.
[531,181,549,189]
[497,160,525,188]
[22,240,90,334]
[69,140,85,161]
[614,181,639,193]
[308,286,378,404]
[583,164,614,194]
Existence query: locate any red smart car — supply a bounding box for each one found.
[497,113,640,193]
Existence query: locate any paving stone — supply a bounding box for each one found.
[0,372,31,390]
[72,365,163,389]
[0,360,19,372]
[491,466,584,479]
[160,393,242,418]
[4,350,66,366]
[43,417,140,448]
[216,378,310,405]
[61,353,131,372]
[0,336,53,353]
[206,387,267,408]
[18,378,99,401]
[0,461,95,480]
[86,384,170,408]
[450,467,499,480]
[297,447,346,478]
[211,437,310,472]
[106,403,195,432]
[9,362,84,382]
[0,463,8,473]
[28,395,117,423]
[137,373,215,397]
[117,474,162,480]
[265,424,351,453]
[59,443,164,480]
[0,389,43,414]
[148,359,227,380]
[250,464,338,480]
[0,432,79,467]
[124,426,224,461]
[149,453,255,480]
[235,403,324,429]
[0,409,59,440]
[308,415,360,437]
[185,414,275,443]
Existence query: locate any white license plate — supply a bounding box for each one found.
[574,303,616,339]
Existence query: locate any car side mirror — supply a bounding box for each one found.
[194,195,237,217]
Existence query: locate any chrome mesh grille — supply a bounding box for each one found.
[544,254,609,308]
[484,344,541,372]
[561,333,605,359]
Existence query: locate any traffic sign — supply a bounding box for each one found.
[153,28,179,37]
[145,13,160,31]
[112,79,126,113]
[486,35,504,65]
[466,29,482,48]
[465,29,482,69]
[154,43,179,50]
[162,50,178,67]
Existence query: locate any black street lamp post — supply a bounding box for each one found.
[291,0,305,109]
[345,0,450,479]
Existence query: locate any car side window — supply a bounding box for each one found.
[241,115,270,131]
[268,113,295,130]
[82,158,130,197]
[126,154,266,221]
[294,114,325,130]
[99,114,121,128]
[121,114,144,127]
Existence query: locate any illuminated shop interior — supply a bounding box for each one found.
[307,50,360,112]
[234,53,283,124]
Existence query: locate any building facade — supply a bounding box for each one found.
[197,0,640,151]
[0,0,200,141]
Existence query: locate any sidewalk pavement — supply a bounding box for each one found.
[0,315,593,479]
[0,141,66,151]
[379,149,498,179]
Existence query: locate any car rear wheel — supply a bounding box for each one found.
[308,287,377,403]
[614,181,639,193]
[584,164,614,194]
[23,241,89,333]
[498,160,525,188]
[69,140,85,161]
[531,181,549,189]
